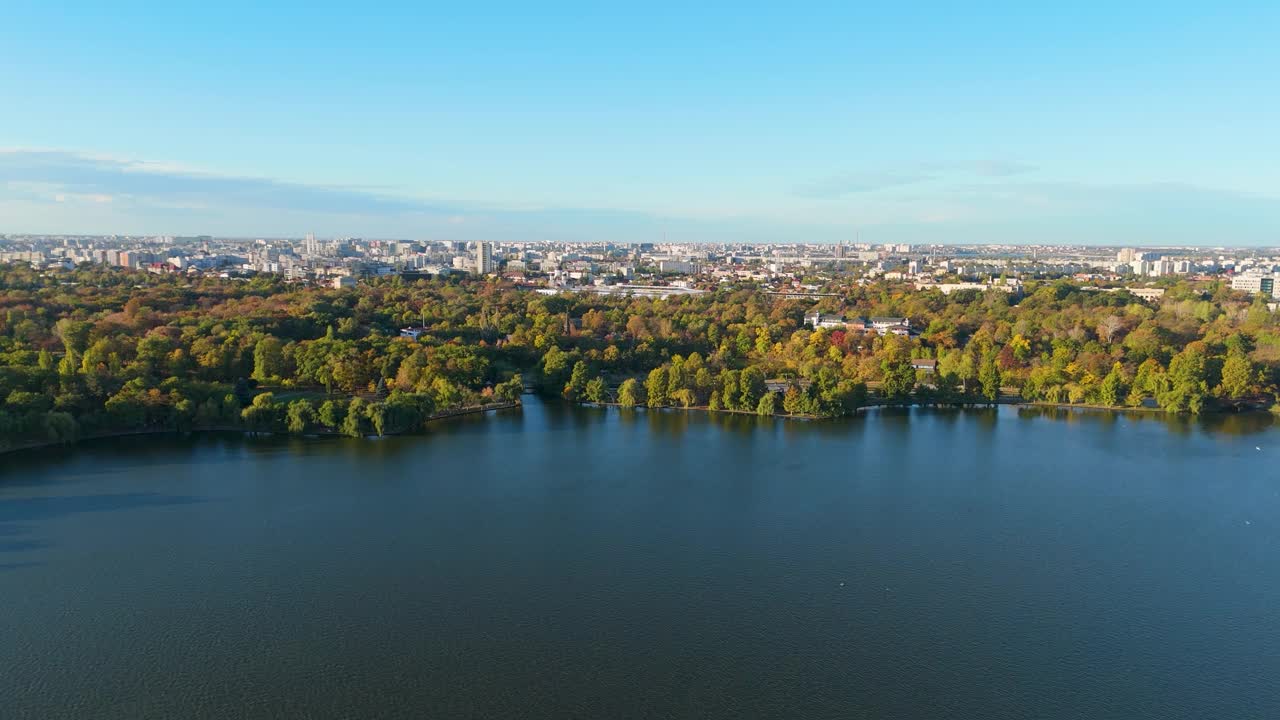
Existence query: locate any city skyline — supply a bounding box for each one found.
[2,2,1278,245]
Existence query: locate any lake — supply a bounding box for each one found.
[3,399,1278,719]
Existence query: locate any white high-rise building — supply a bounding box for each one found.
[474,242,494,274]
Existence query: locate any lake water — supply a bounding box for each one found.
[3,399,1279,719]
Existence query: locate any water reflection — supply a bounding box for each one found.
[645,407,693,437]
[930,408,962,428]
[1014,405,1276,437]
[1197,411,1276,436]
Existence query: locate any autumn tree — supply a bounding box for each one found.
[644,367,669,407]
[1218,352,1254,399]
[564,360,590,400]
[618,378,643,408]
[585,376,607,403]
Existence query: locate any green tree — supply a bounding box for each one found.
[241,392,283,433]
[956,352,977,395]
[220,394,242,423]
[564,360,590,400]
[1126,358,1164,406]
[738,367,766,410]
[618,378,644,408]
[671,388,697,407]
[541,346,572,390]
[54,318,92,356]
[430,377,463,409]
[318,399,346,429]
[979,354,1002,403]
[252,336,286,382]
[645,367,669,407]
[719,370,740,410]
[1219,353,1254,398]
[366,402,388,436]
[163,394,190,431]
[756,391,777,416]
[330,352,368,393]
[41,411,79,444]
[342,398,368,437]
[286,399,317,434]
[935,372,960,403]
[1098,364,1125,406]
[880,356,915,401]
[838,378,865,412]
[585,376,607,403]
[6,390,51,414]
[494,374,524,404]
[382,395,429,433]
[1159,344,1208,413]
[57,351,79,377]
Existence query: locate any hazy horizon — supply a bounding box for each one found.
[2,2,1278,246]
[3,229,1276,253]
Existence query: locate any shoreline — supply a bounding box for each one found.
[574,395,1275,420]
[9,395,1271,458]
[576,397,1012,420]
[0,401,519,458]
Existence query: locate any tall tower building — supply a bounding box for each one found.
[474,242,494,274]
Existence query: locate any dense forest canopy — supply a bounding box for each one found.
[1,264,1277,449]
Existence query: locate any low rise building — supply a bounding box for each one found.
[1231,271,1278,297]
[867,317,911,334]
[1128,287,1167,301]
[804,311,849,329]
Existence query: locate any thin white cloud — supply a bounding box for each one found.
[1,149,1277,246]
[796,160,1039,199]
[794,171,937,198]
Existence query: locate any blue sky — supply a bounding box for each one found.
[2,1,1278,245]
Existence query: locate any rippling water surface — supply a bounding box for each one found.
[3,399,1278,719]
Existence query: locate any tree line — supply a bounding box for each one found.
[2,264,1277,448]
